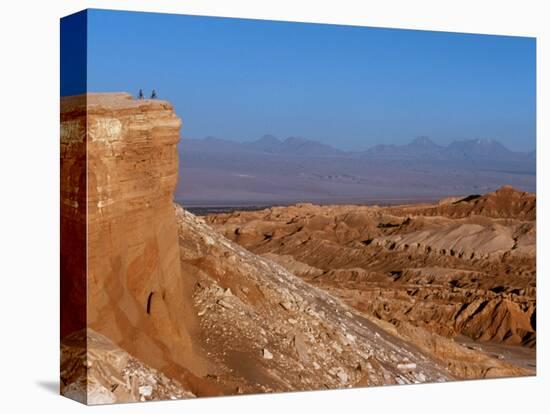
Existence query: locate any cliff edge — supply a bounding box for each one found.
[61,93,205,402]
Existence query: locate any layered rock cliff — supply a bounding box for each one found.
[84,94,204,381]
[61,95,88,338]
[61,93,204,403]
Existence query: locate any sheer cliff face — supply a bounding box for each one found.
[61,95,88,338]
[86,93,197,373]
[61,93,202,389]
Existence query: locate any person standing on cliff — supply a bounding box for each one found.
[138,89,144,100]
[150,89,157,99]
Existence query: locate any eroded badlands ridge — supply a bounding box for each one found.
[205,187,536,374]
[61,94,532,404]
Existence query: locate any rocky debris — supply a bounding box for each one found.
[397,362,417,371]
[176,205,454,394]
[292,333,310,362]
[328,367,349,385]
[217,299,235,309]
[263,253,324,278]
[139,385,153,398]
[60,329,195,405]
[279,301,293,311]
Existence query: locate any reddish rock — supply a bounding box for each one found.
[61,93,207,400]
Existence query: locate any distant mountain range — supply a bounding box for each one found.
[177,134,535,205]
[360,136,533,161]
[246,134,345,157]
[184,134,534,162]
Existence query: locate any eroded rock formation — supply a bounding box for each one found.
[84,94,207,383]
[61,93,207,402]
[205,188,536,366]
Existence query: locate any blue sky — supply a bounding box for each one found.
[79,9,535,151]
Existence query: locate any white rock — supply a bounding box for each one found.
[138,385,153,397]
[329,367,349,384]
[331,343,343,353]
[337,371,349,384]
[262,348,273,360]
[88,385,117,405]
[217,299,234,309]
[280,301,293,310]
[397,362,417,371]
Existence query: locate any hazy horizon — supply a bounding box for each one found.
[182,134,535,153]
[62,9,537,152]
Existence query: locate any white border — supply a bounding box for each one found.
[0,1,547,413]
